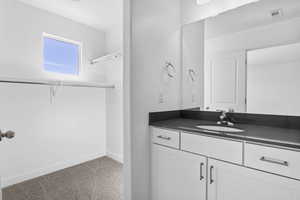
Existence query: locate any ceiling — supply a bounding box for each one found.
[17,0,123,31]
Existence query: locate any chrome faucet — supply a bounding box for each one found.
[217,110,234,126]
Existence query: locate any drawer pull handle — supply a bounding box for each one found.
[260,156,289,167]
[157,135,171,140]
[209,166,214,184]
[200,162,204,180]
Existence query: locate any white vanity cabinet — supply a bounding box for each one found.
[151,127,300,200]
[244,143,300,180]
[181,131,243,164]
[152,127,180,149]
[151,144,207,200]
[208,159,300,200]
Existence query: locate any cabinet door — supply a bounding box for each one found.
[151,144,206,200]
[208,159,300,200]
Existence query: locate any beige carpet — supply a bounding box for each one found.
[3,157,123,200]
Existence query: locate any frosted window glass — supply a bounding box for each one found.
[43,37,80,75]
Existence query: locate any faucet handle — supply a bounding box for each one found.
[228,108,235,113]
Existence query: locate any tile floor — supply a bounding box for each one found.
[3,157,123,200]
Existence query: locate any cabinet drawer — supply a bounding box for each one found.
[151,127,180,149]
[245,143,300,180]
[181,132,243,164]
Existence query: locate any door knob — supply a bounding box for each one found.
[0,130,15,141]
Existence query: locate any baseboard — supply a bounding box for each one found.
[106,151,123,163]
[2,152,106,188]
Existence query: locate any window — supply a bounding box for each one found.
[43,33,81,75]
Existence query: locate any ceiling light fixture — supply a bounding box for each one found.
[197,0,212,5]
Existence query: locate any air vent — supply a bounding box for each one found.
[197,0,211,5]
[270,9,283,18]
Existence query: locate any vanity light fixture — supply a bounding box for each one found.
[196,0,212,5]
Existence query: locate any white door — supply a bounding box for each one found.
[205,51,246,112]
[208,158,300,200]
[151,144,206,200]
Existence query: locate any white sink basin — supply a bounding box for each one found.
[196,125,244,133]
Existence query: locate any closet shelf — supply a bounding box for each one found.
[0,77,115,89]
[91,52,122,64]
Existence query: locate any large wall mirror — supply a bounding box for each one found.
[181,0,300,116]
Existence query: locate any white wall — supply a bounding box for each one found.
[247,43,300,116]
[0,85,107,187]
[182,21,205,109]
[130,0,181,199]
[105,0,123,53]
[123,0,132,199]
[106,25,123,54]
[103,0,124,163]
[205,17,300,54]
[181,0,260,25]
[104,58,124,163]
[0,0,108,187]
[0,0,106,82]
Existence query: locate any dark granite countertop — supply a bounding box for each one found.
[150,118,300,149]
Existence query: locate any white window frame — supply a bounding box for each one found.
[42,32,83,75]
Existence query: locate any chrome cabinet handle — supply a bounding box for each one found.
[157,135,171,140]
[209,166,214,184]
[260,156,289,167]
[200,162,204,180]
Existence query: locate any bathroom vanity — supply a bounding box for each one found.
[149,110,300,200]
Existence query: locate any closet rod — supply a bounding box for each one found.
[0,78,115,89]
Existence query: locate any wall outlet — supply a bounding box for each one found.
[159,93,164,104]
